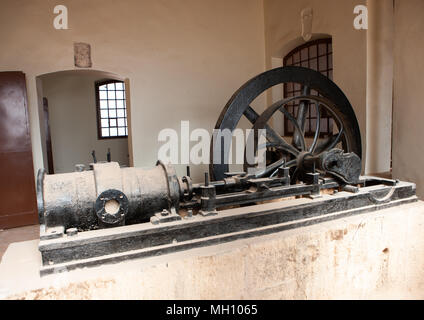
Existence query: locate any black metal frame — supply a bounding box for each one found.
[283,38,333,136]
[95,79,128,140]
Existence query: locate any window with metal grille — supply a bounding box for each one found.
[95,80,128,139]
[283,38,333,136]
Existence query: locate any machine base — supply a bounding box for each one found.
[38,178,417,276]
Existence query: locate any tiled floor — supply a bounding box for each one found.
[0,225,39,261]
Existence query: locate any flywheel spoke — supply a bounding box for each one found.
[244,106,299,156]
[278,105,307,151]
[314,128,344,154]
[308,101,321,153]
[293,86,310,150]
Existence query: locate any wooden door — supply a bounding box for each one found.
[0,72,38,229]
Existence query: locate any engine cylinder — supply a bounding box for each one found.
[37,161,182,230]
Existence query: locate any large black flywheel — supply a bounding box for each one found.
[210,66,362,182]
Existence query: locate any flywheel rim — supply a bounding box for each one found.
[210,66,362,181]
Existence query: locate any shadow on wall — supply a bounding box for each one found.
[36,70,131,174]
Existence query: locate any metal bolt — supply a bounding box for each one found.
[75,164,85,172]
[150,216,159,225]
[66,228,78,237]
[205,172,209,187]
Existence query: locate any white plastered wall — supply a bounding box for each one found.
[392,0,424,198]
[1,0,414,188]
[366,0,394,175]
[0,0,266,183]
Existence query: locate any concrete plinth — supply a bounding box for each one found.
[1,201,424,300]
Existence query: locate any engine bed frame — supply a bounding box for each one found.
[39,177,416,276]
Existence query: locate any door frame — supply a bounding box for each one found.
[42,97,54,174]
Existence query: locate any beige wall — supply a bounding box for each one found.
[393,0,424,198]
[2,0,419,188]
[0,0,266,182]
[366,0,393,175]
[40,71,129,173]
[264,0,368,169]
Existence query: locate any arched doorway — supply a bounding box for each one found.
[36,70,132,174]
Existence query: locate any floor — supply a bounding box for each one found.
[0,225,39,261]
